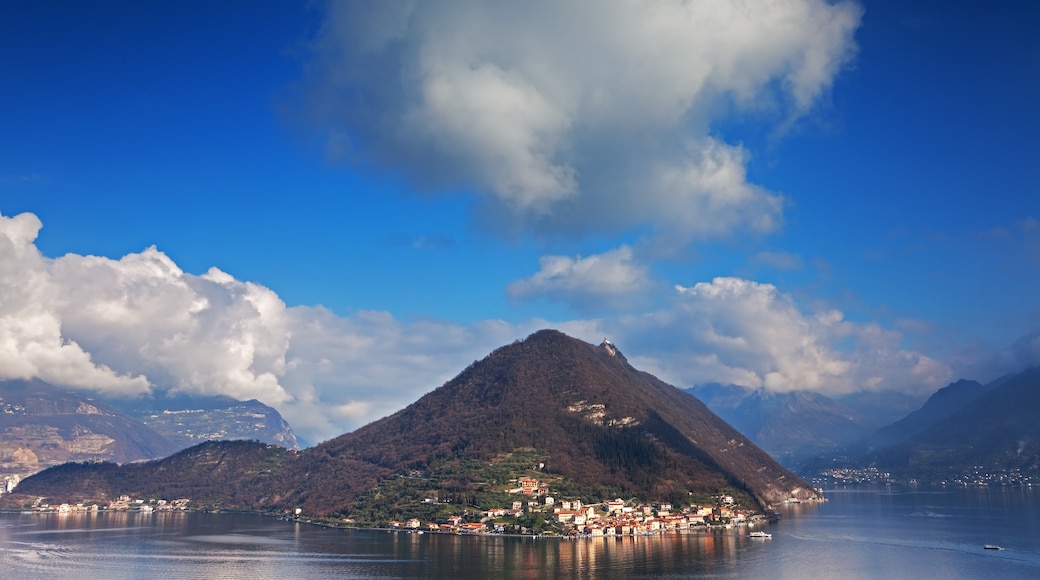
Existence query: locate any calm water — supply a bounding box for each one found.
[1,487,1037,579]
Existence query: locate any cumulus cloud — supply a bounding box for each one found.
[52,250,294,406]
[0,213,149,394]
[507,246,652,311]
[2,211,956,444]
[1,210,298,406]
[0,211,540,442]
[615,277,952,395]
[298,0,861,243]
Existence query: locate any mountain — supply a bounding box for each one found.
[845,379,987,455]
[861,367,1040,478]
[0,379,180,483]
[9,330,818,517]
[686,384,885,467]
[283,331,819,513]
[109,394,300,451]
[0,379,300,488]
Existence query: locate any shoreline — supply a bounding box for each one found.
[0,507,776,540]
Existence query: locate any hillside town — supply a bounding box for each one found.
[26,495,191,514]
[18,475,774,539]
[377,477,772,537]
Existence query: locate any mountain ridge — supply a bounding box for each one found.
[802,367,1040,484]
[866,367,1040,475]
[109,393,300,451]
[845,379,987,455]
[9,329,818,517]
[0,379,180,482]
[685,383,922,467]
[0,378,300,487]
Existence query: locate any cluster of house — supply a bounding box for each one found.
[28,495,191,513]
[550,497,749,536]
[386,477,554,533]
[106,495,191,512]
[387,513,488,534]
[28,501,101,513]
[386,477,753,536]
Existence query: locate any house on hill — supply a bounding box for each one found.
[519,478,539,494]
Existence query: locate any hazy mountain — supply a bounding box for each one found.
[0,379,180,481]
[862,367,1040,477]
[107,393,300,451]
[845,379,987,455]
[11,330,818,515]
[0,379,300,487]
[832,390,925,428]
[686,383,881,467]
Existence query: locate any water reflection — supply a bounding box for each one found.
[0,511,772,579]
[368,527,774,578]
[1,490,1038,580]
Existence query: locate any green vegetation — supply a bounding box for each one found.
[347,449,552,526]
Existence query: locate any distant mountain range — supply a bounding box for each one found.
[111,393,299,451]
[685,383,923,468]
[0,379,299,485]
[8,330,818,517]
[687,367,1040,484]
[843,379,987,456]
[0,379,179,483]
[834,367,1040,481]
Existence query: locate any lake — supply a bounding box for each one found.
[1,486,1037,578]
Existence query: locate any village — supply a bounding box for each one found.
[17,475,776,538]
[384,477,770,537]
[25,495,191,514]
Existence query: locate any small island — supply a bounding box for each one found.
[16,476,783,539]
[2,331,821,533]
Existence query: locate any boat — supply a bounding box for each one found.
[984,545,1002,550]
[749,531,772,538]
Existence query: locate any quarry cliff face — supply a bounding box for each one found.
[0,379,179,484]
[0,380,300,488]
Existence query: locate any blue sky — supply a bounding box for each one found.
[2,1,1038,443]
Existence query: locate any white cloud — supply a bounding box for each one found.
[0,212,149,394]
[298,0,862,243]
[507,246,652,311]
[948,328,1040,384]
[0,212,544,443]
[2,211,958,444]
[48,248,293,406]
[613,277,952,395]
[407,60,577,212]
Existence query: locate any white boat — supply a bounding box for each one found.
[984,545,1002,550]
[749,531,772,538]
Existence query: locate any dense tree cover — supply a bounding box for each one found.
[6,440,291,509]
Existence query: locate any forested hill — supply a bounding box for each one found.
[10,330,817,517]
